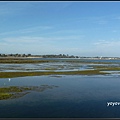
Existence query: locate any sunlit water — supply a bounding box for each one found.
[0,75,120,118]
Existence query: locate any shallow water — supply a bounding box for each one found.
[0,75,120,118]
[0,61,119,72]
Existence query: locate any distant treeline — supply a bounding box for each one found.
[0,53,32,57]
[42,54,79,58]
[0,53,79,58]
[0,54,120,59]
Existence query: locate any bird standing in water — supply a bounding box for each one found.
[8,78,11,82]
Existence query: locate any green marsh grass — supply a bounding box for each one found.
[0,59,52,64]
[0,58,119,78]
[0,70,109,78]
[0,85,58,100]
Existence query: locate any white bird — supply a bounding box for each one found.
[8,78,11,82]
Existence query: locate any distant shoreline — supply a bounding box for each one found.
[0,56,43,59]
[0,56,120,60]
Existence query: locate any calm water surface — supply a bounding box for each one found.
[0,75,120,118]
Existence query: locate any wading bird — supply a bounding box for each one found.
[8,78,11,82]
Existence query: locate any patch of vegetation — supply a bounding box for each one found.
[93,66,120,71]
[100,67,120,71]
[0,85,58,100]
[0,58,117,64]
[44,67,57,70]
[0,93,13,100]
[0,59,53,64]
[0,70,109,78]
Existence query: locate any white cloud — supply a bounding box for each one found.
[0,26,53,36]
[0,3,19,15]
[1,35,82,47]
[94,40,120,47]
[92,39,120,57]
[0,2,34,16]
[94,40,110,46]
[0,35,84,54]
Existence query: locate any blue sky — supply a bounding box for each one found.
[0,1,120,57]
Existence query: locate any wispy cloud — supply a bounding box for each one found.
[0,26,53,36]
[0,3,14,15]
[94,40,110,46]
[0,3,20,15]
[0,35,84,54]
[0,2,33,16]
[93,39,120,56]
[75,16,109,26]
[1,35,83,44]
[94,40,120,47]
